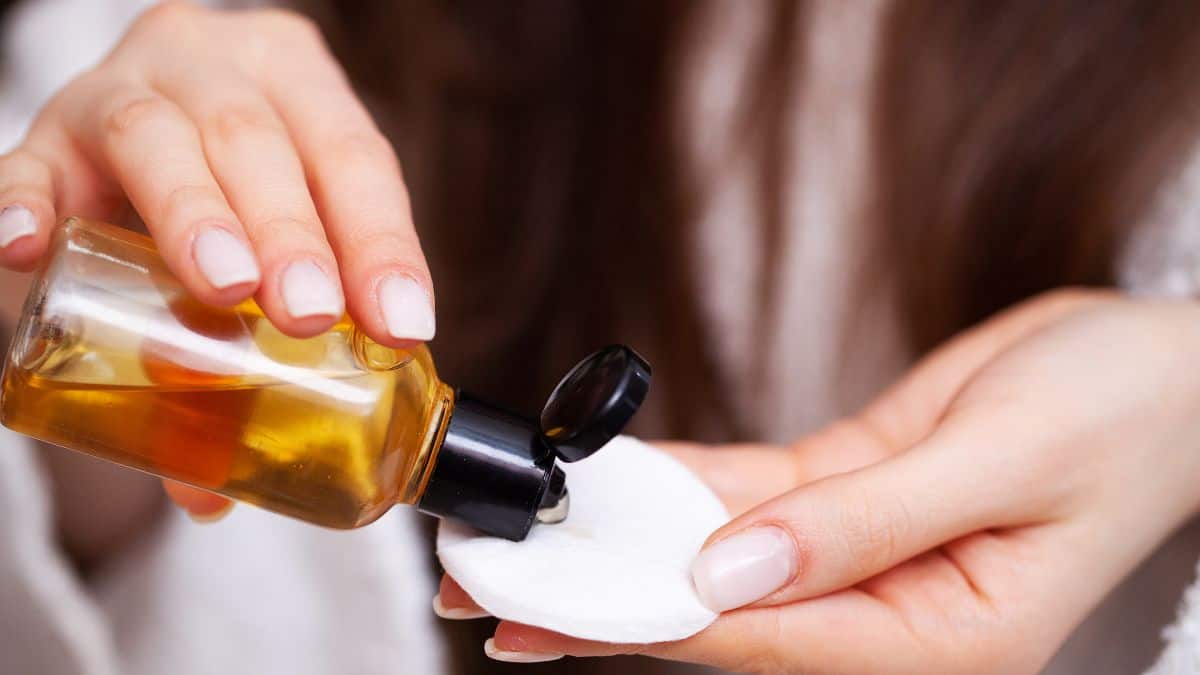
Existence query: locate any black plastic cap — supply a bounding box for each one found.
[417,345,651,541]
[417,394,556,541]
[540,345,651,463]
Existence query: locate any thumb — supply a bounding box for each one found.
[688,417,1028,613]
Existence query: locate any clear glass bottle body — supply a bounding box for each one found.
[0,218,453,528]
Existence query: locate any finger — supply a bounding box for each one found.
[655,442,806,516]
[156,69,344,336]
[2,86,132,271]
[666,292,1107,518]
[433,575,490,620]
[658,430,894,518]
[62,76,261,307]
[858,287,1113,451]
[488,591,926,674]
[162,480,234,522]
[665,291,1112,616]
[0,149,57,270]
[688,414,1040,613]
[253,26,434,346]
[486,623,628,664]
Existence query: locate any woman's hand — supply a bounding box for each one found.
[440,289,1200,673]
[0,3,434,519]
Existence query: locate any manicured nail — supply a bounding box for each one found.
[186,500,235,524]
[378,275,435,341]
[432,594,490,620]
[691,526,797,612]
[483,638,562,664]
[193,228,260,290]
[0,205,37,247]
[281,260,343,319]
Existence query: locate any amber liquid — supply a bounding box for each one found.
[1,295,453,529]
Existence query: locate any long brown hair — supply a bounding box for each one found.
[302,0,1200,441]
[877,1,1200,354]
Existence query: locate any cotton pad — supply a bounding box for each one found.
[437,436,729,643]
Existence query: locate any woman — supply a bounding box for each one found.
[2,1,1200,673]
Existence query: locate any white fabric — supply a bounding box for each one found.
[1150,558,1200,675]
[94,498,448,675]
[0,0,156,152]
[1121,139,1200,298]
[0,426,117,675]
[438,437,727,643]
[0,429,450,675]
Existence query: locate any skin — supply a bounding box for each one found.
[0,3,433,519]
[3,6,1198,672]
[441,290,1200,674]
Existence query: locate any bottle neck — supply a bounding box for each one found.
[415,392,565,541]
[398,382,455,505]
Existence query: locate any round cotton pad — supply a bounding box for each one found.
[437,436,730,643]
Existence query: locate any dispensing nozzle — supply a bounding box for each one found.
[417,345,651,541]
[535,466,569,524]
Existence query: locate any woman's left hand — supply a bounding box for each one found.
[438,289,1200,674]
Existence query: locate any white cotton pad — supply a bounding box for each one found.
[436,435,729,643]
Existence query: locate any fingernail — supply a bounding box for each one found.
[432,593,490,620]
[0,205,37,247]
[281,260,343,319]
[186,500,235,524]
[378,275,435,341]
[691,526,797,612]
[193,228,260,290]
[484,638,562,664]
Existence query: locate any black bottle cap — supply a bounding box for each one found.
[417,345,651,541]
[540,345,652,463]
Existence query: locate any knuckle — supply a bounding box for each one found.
[718,609,791,674]
[205,106,285,148]
[103,94,179,137]
[133,1,200,32]
[1,147,43,172]
[748,612,790,675]
[1027,285,1113,316]
[251,8,323,45]
[34,79,81,121]
[235,10,328,78]
[159,183,223,227]
[838,491,912,573]
[0,187,49,219]
[0,148,54,189]
[246,216,327,249]
[342,228,415,263]
[324,131,398,170]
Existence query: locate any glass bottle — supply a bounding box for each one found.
[0,218,650,540]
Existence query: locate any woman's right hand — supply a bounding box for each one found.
[0,2,435,519]
[0,2,434,344]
